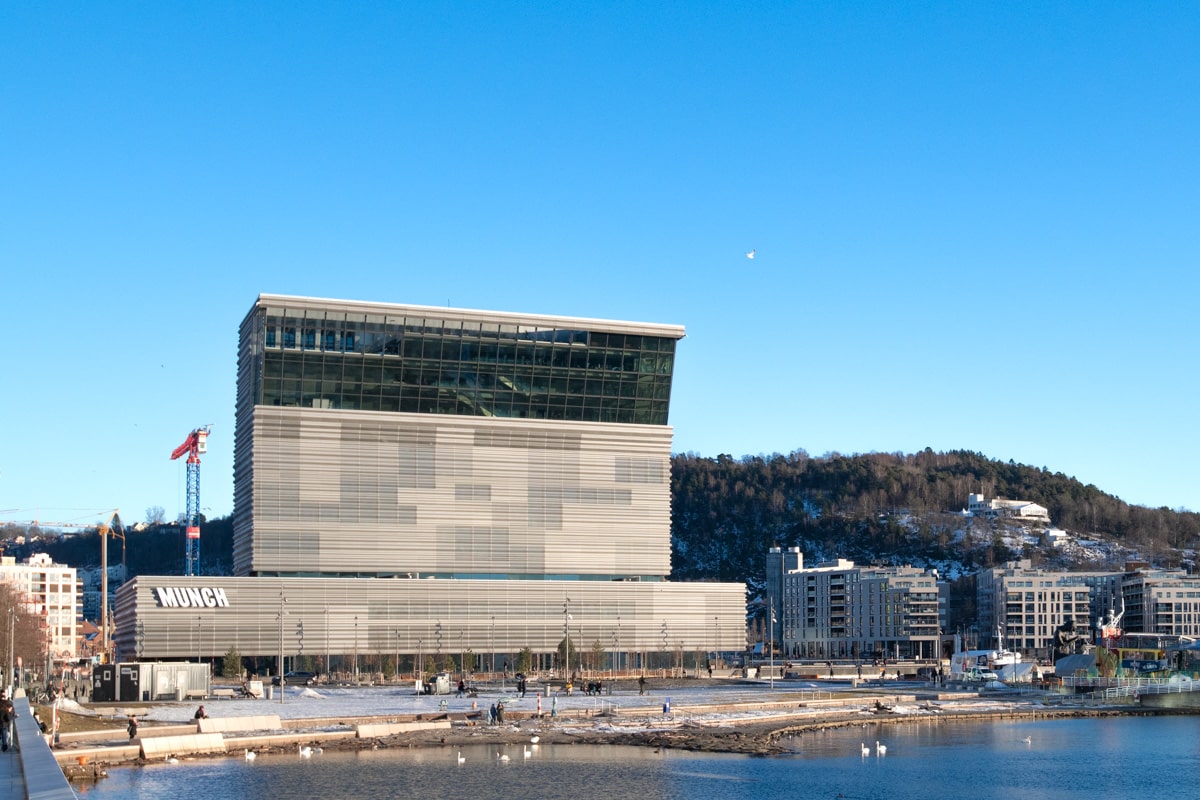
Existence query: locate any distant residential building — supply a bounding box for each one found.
[976,560,1120,658]
[1121,567,1200,637]
[0,553,81,662]
[967,493,1050,523]
[767,547,942,660]
[1044,528,1069,547]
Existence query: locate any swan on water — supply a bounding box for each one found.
[875,741,887,756]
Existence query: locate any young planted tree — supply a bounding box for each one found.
[222,646,242,678]
[516,646,533,675]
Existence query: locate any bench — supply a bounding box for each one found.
[211,689,237,700]
[184,689,208,700]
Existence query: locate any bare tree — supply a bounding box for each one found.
[0,582,49,679]
[145,506,166,525]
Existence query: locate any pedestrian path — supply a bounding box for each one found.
[7,690,76,800]
[0,742,26,799]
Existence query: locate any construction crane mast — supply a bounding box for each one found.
[170,425,211,576]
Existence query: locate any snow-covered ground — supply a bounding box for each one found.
[53,679,1038,730]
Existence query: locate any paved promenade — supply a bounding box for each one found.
[4,689,77,800]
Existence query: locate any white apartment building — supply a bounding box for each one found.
[0,553,81,662]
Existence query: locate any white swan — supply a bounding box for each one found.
[530,735,540,744]
[244,749,256,761]
[497,752,510,762]
[165,755,179,764]
[1022,736,1032,745]
[523,746,532,760]
[299,745,313,758]
[457,751,465,765]
[875,740,887,756]
[861,742,871,757]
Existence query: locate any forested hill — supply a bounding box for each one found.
[670,449,1200,586]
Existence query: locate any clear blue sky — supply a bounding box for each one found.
[2,3,1197,529]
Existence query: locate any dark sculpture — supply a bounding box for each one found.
[1052,619,1084,661]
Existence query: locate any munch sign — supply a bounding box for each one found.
[153,587,230,608]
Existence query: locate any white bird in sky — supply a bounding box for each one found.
[745,249,756,259]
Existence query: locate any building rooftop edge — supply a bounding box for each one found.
[253,294,686,339]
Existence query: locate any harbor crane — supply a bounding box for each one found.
[170,425,211,576]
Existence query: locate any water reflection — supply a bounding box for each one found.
[75,717,1200,800]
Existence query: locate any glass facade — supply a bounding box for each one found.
[251,304,677,424]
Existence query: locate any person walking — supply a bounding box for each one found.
[1,690,16,752]
[638,675,646,695]
[127,715,139,740]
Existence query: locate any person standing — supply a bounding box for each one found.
[1,690,16,752]
[127,715,139,740]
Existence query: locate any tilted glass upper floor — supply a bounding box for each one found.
[242,295,683,425]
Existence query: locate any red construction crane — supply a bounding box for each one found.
[170,425,211,576]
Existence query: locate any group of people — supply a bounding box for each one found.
[487,700,505,724]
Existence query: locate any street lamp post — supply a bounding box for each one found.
[354,616,359,683]
[490,616,495,677]
[661,621,669,677]
[562,598,571,679]
[277,592,287,705]
[7,607,15,696]
[713,616,719,672]
[769,599,776,690]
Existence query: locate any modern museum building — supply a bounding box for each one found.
[115,294,745,673]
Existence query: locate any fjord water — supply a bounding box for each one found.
[75,715,1198,800]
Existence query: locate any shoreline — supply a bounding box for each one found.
[54,690,1187,777]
